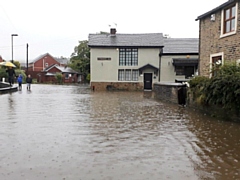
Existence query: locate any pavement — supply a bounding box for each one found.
[0,82,18,94]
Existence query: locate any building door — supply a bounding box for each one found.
[144,73,152,90]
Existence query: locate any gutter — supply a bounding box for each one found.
[158,48,163,82]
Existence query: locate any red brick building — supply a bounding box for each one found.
[37,64,83,83]
[28,53,60,72]
[27,53,69,78]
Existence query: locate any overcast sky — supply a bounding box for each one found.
[0,0,226,62]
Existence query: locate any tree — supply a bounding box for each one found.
[13,61,21,69]
[69,40,90,82]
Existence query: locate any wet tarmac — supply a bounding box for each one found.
[0,84,240,180]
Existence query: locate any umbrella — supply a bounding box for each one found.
[0,61,16,68]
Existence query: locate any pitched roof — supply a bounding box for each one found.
[162,38,199,54]
[30,53,69,64]
[55,57,69,65]
[138,64,159,71]
[43,64,79,74]
[55,66,79,73]
[196,0,235,20]
[88,33,164,47]
[30,53,54,63]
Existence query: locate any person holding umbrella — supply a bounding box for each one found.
[0,61,16,87]
[6,66,16,87]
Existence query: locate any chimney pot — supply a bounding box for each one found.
[110,28,116,35]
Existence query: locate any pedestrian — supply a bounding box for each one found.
[26,74,32,91]
[17,74,23,91]
[6,66,16,87]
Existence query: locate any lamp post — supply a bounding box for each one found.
[11,34,18,63]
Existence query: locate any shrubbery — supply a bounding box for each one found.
[55,73,63,84]
[189,63,240,115]
[0,67,26,83]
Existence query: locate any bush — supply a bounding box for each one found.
[189,76,209,89]
[0,68,7,80]
[55,73,63,84]
[189,63,240,114]
[86,73,90,82]
[189,76,210,104]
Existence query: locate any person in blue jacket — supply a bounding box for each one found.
[17,74,23,90]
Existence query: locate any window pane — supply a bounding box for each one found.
[125,70,131,81]
[232,6,236,17]
[118,69,124,81]
[225,9,230,19]
[119,48,138,66]
[226,21,231,32]
[126,51,131,66]
[119,50,125,66]
[175,66,184,75]
[231,19,235,30]
[132,70,139,81]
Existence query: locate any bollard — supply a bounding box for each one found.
[92,86,95,91]
[2,77,5,82]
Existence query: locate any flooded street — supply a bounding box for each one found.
[0,84,240,180]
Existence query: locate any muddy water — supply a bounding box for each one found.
[0,84,240,180]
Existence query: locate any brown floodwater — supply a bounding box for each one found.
[0,84,240,180]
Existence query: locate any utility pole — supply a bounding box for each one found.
[11,34,18,63]
[26,43,29,75]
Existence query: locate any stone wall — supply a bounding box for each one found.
[199,2,240,76]
[90,82,144,91]
[153,82,186,105]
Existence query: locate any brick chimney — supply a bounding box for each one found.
[110,28,116,35]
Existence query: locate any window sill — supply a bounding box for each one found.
[220,31,236,39]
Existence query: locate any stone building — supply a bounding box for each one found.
[196,0,240,77]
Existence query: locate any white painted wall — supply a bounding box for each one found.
[91,48,119,82]
[160,55,198,82]
[90,47,161,83]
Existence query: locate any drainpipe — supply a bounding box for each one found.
[158,48,163,82]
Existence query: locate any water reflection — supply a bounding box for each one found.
[0,84,239,180]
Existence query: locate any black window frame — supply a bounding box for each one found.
[119,48,138,66]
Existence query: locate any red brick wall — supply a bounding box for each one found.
[30,54,60,72]
[48,67,61,73]
[199,2,240,76]
[37,72,79,83]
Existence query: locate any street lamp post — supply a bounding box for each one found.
[11,34,18,63]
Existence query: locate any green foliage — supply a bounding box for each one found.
[69,40,90,81]
[0,67,7,78]
[55,73,63,84]
[13,61,21,69]
[189,76,209,89]
[189,76,210,104]
[15,69,26,83]
[189,63,240,114]
[86,73,90,82]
